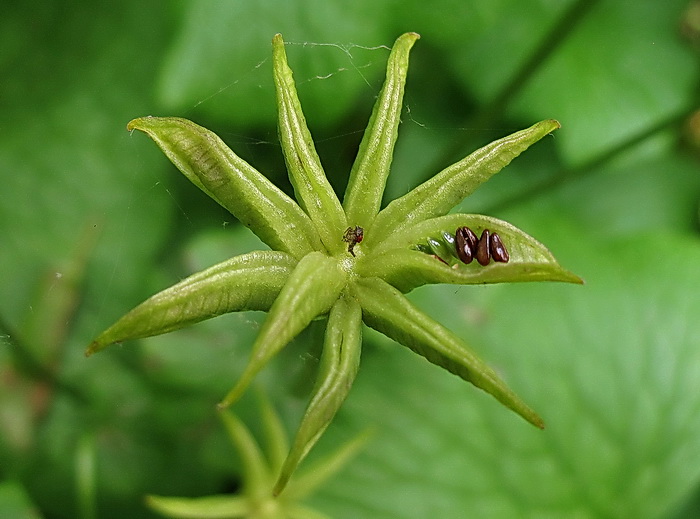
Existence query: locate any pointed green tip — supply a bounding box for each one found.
[272,33,286,54]
[85,340,105,357]
[272,33,291,77]
[519,404,545,429]
[562,270,585,285]
[528,118,561,137]
[398,31,421,42]
[127,117,144,132]
[392,32,421,63]
[272,477,287,498]
[515,402,544,429]
[217,373,253,409]
[127,116,159,133]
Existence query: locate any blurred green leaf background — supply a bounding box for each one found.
[2,1,700,518]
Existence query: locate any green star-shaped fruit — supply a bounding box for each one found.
[88,33,581,494]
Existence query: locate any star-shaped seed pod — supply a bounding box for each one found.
[88,33,581,495]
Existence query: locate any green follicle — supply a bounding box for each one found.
[89,31,580,494]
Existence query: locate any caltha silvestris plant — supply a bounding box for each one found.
[87,32,581,495]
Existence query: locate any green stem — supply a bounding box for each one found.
[427,0,600,173]
[476,0,602,125]
[485,106,695,212]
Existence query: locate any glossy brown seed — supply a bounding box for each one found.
[490,232,509,263]
[455,226,478,264]
[476,229,491,266]
[459,227,478,250]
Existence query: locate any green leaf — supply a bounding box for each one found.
[219,251,348,408]
[362,213,582,292]
[316,229,700,518]
[275,296,363,495]
[146,493,249,518]
[127,116,322,259]
[0,32,174,332]
[352,276,544,428]
[286,505,332,519]
[390,0,571,107]
[366,119,560,247]
[86,251,296,355]
[510,0,697,165]
[156,1,392,129]
[343,32,420,229]
[540,151,700,238]
[0,480,43,519]
[272,34,348,254]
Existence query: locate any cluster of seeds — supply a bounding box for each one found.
[417,226,510,266]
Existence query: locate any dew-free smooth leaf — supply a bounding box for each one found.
[219,251,348,408]
[86,251,296,355]
[0,480,43,519]
[286,504,332,519]
[315,229,700,519]
[0,7,225,519]
[157,0,392,129]
[275,296,362,495]
[127,116,322,259]
[390,0,573,107]
[352,276,543,428]
[366,119,560,247]
[544,150,700,238]
[510,0,698,165]
[273,35,347,253]
[343,32,419,229]
[0,61,173,330]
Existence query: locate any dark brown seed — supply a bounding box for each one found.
[458,227,478,251]
[490,232,509,263]
[455,226,478,264]
[476,229,491,266]
[455,238,473,264]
